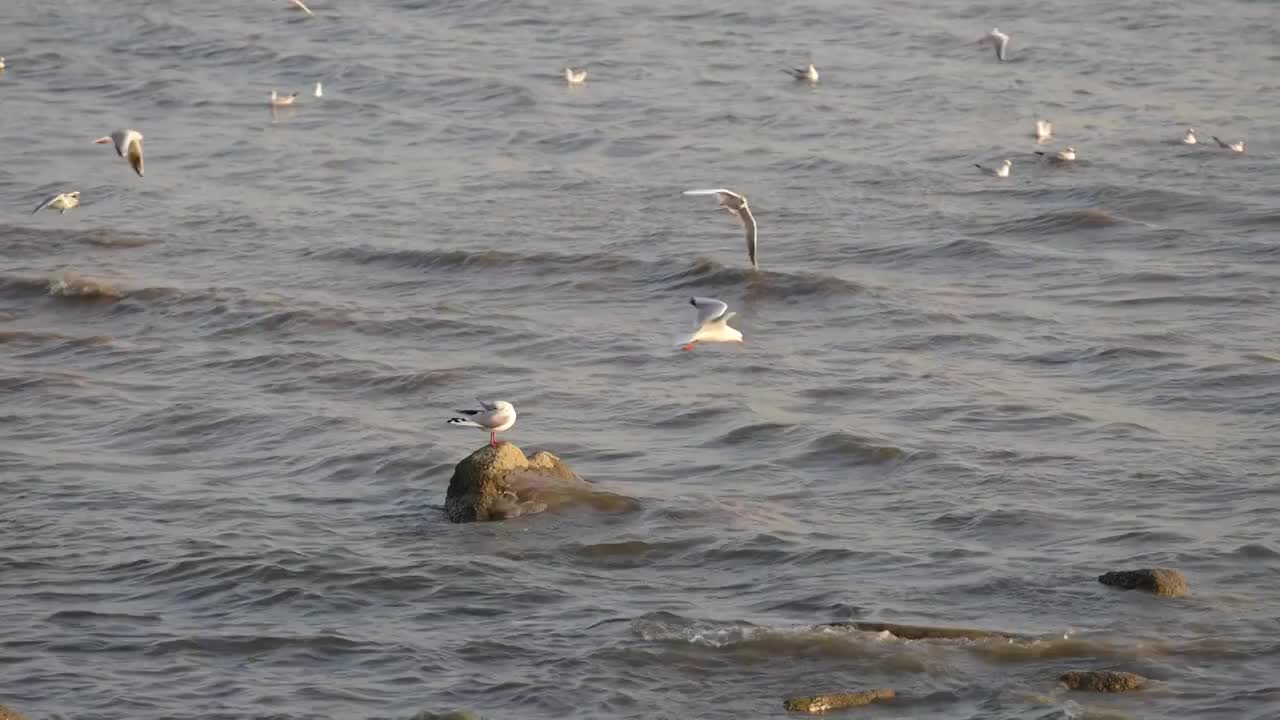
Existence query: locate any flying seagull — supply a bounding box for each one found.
[975,159,1012,177]
[289,0,315,17]
[448,400,518,447]
[314,82,323,97]
[1212,136,1245,153]
[93,129,143,177]
[31,191,80,215]
[782,64,819,83]
[1034,119,1052,142]
[679,297,743,350]
[978,28,1010,61]
[682,188,759,269]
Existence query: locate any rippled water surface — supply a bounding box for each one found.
[2,0,1279,718]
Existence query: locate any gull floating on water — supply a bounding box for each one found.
[679,297,743,350]
[975,159,1012,177]
[564,67,587,85]
[31,191,80,215]
[270,90,299,106]
[314,82,323,97]
[289,0,315,17]
[1182,128,1198,145]
[1034,119,1052,142]
[0,57,6,71]
[682,188,758,269]
[1035,146,1077,162]
[782,63,819,83]
[978,28,1010,61]
[1212,136,1245,153]
[448,400,517,447]
[94,129,143,177]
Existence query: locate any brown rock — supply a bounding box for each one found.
[1097,568,1189,598]
[0,706,29,720]
[444,443,637,523]
[1059,670,1147,692]
[784,689,896,713]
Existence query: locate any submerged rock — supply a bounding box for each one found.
[827,621,1021,641]
[1097,568,1189,598]
[784,688,896,713]
[0,706,28,720]
[1059,670,1147,692]
[444,443,636,523]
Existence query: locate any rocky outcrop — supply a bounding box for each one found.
[1059,670,1147,692]
[444,443,637,523]
[1097,568,1189,598]
[784,689,895,713]
[827,621,1022,641]
[0,706,29,720]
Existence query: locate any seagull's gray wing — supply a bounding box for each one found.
[738,204,758,269]
[31,193,58,215]
[690,297,729,327]
[477,399,497,411]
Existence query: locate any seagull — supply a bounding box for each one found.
[1034,119,1053,142]
[782,63,819,83]
[1212,136,1245,153]
[564,67,587,85]
[93,129,143,177]
[314,82,323,97]
[448,400,518,447]
[1034,146,1077,162]
[270,90,299,106]
[679,297,744,351]
[1181,128,1197,144]
[31,191,80,215]
[0,57,6,71]
[978,28,1010,61]
[975,159,1012,177]
[682,188,759,269]
[289,0,315,17]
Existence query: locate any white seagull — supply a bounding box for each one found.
[682,188,759,269]
[93,129,144,177]
[448,400,518,447]
[270,90,299,106]
[1034,119,1053,142]
[975,159,1012,177]
[1181,128,1197,145]
[782,63,819,83]
[1034,146,1077,162]
[978,28,1010,61]
[314,82,323,97]
[289,0,315,17]
[0,57,6,71]
[1212,136,1245,153]
[32,191,80,215]
[564,67,587,85]
[679,297,744,351]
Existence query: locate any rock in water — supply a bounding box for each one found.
[444,443,635,523]
[0,706,29,720]
[1059,671,1148,692]
[784,689,896,713]
[1097,568,1189,598]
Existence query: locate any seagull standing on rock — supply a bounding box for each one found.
[448,400,518,447]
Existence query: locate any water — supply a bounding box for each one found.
[2,0,1278,718]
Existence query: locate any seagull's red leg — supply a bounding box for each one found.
[682,343,696,351]
[490,431,497,447]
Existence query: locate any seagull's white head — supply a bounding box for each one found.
[491,400,515,413]
[69,191,80,198]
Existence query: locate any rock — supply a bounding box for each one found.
[1097,568,1189,598]
[784,689,895,713]
[0,706,28,720]
[1058,670,1147,692]
[827,621,1021,641]
[444,443,637,523]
